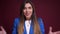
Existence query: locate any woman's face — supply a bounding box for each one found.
[23,3,33,20]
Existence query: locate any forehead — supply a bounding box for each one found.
[25,3,32,7]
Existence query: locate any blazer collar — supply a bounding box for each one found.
[23,20,34,34]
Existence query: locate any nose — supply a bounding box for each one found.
[26,8,29,12]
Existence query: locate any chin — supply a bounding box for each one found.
[26,16,31,19]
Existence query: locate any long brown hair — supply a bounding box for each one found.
[18,0,41,34]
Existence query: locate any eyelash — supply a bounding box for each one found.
[24,7,32,9]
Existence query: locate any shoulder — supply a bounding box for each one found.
[37,18,45,34]
[37,17,44,27]
[37,18,42,21]
[14,18,20,22]
[13,18,20,26]
[37,18,43,23]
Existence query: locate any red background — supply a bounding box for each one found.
[0,0,60,34]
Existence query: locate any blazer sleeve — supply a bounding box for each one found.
[12,18,20,34]
[38,18,45,34]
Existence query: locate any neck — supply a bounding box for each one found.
[26,18,31,20]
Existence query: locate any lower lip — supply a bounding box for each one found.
[25,13,30,16]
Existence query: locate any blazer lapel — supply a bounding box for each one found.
[29,21,34,34]
[23,22,27,34]
[23,20,34,34]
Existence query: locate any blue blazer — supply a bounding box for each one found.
[12,18,45,34]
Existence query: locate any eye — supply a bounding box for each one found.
[28,7,32,9]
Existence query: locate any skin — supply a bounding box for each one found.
[0,3,60,34]
[0,26,6,34]
[49,26,60,34]
[23,3,33,20]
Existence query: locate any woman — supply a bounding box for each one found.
[12,0,44,34]
[0,0,60,34]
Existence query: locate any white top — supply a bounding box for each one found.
[25,20,31,34]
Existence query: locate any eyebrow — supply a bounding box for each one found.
[28,6,32,8]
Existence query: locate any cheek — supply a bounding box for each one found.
[29,9,33,15]
[23,10,26,14]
